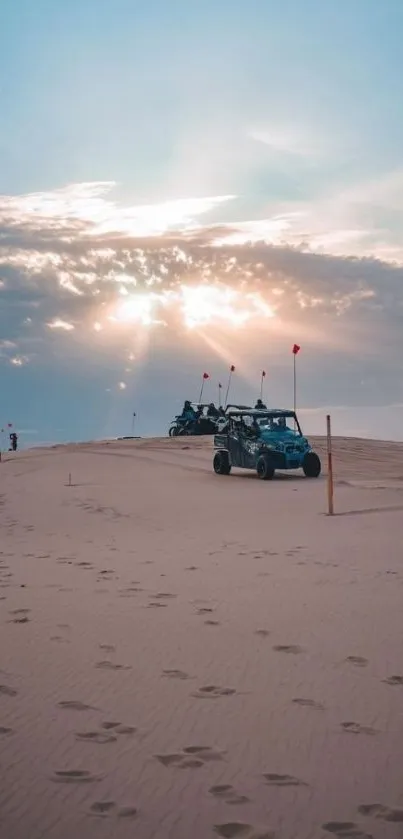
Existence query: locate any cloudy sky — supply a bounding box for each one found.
[2,0,403,445]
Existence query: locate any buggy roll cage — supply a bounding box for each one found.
[225,409,303,437]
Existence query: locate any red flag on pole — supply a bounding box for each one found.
[292,344,300,355]
[262,370,266,377]
[7,423,12,427]
[224,365,235,407]
[203,372,209,379]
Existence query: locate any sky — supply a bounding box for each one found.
[2,0,403,446]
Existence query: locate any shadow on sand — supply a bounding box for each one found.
[335,504,403,517]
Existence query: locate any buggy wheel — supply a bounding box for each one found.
[169,425,179,437]
[256,453,275,481]
[303,451,321,478]
[213,450,231,475]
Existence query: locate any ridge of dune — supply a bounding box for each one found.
[1,436,402,839]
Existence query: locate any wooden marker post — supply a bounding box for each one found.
[326,414,334,515]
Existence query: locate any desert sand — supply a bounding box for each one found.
[1,435,403,839]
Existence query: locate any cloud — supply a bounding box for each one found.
[248,126,326,159]
[47,318,75,330]
[0,179,402,391]
[10,355,29,366]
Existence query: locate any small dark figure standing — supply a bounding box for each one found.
[10,432,18,452]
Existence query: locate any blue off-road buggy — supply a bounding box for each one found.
[213,408,321,480]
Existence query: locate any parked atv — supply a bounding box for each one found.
[213,408,321,480]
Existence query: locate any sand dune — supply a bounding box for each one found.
[1,436,403,839]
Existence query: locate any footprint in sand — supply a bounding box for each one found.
[52,770,100,784]
[263,773,308,787]
[192,685,236,699]
[346,656,368,668]
[255,629,271,637]
[322,821,373,837]
[76,731,117,744]
[95,660,131,671]
[9,608,30,617]
[382,674,403,686]
[90,801,138,819]
[0,726,13,735]
[118,806,138,818]
[214,823,275,839]
[58,701,96,711]
[292,697,326,710]
[0,684,17,697]
[147,602,168,609]
[358,803,403,822]
[209,785,250,805]
[101,722,136,735]
[185,566,199,571]
[8,615,30,624]
[154,592,177,599]
[99,644,116,653]
[162,669,192,680]
[183,746,225,762]
[155,746,224,769]
[205,620,220,626]
[90,801,116,816]
[273,645,304,655]
[341,721,377,736]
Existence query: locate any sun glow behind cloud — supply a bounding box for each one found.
[108,284,275,331]
[1,178,402,386]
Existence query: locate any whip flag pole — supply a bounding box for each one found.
[224,365,235,408]
[199,372,209,403]
[218,382,222,408]
[326,414,334,515]
[260,370,266,400]
[292,344,300,415]
[131,411,136,436]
